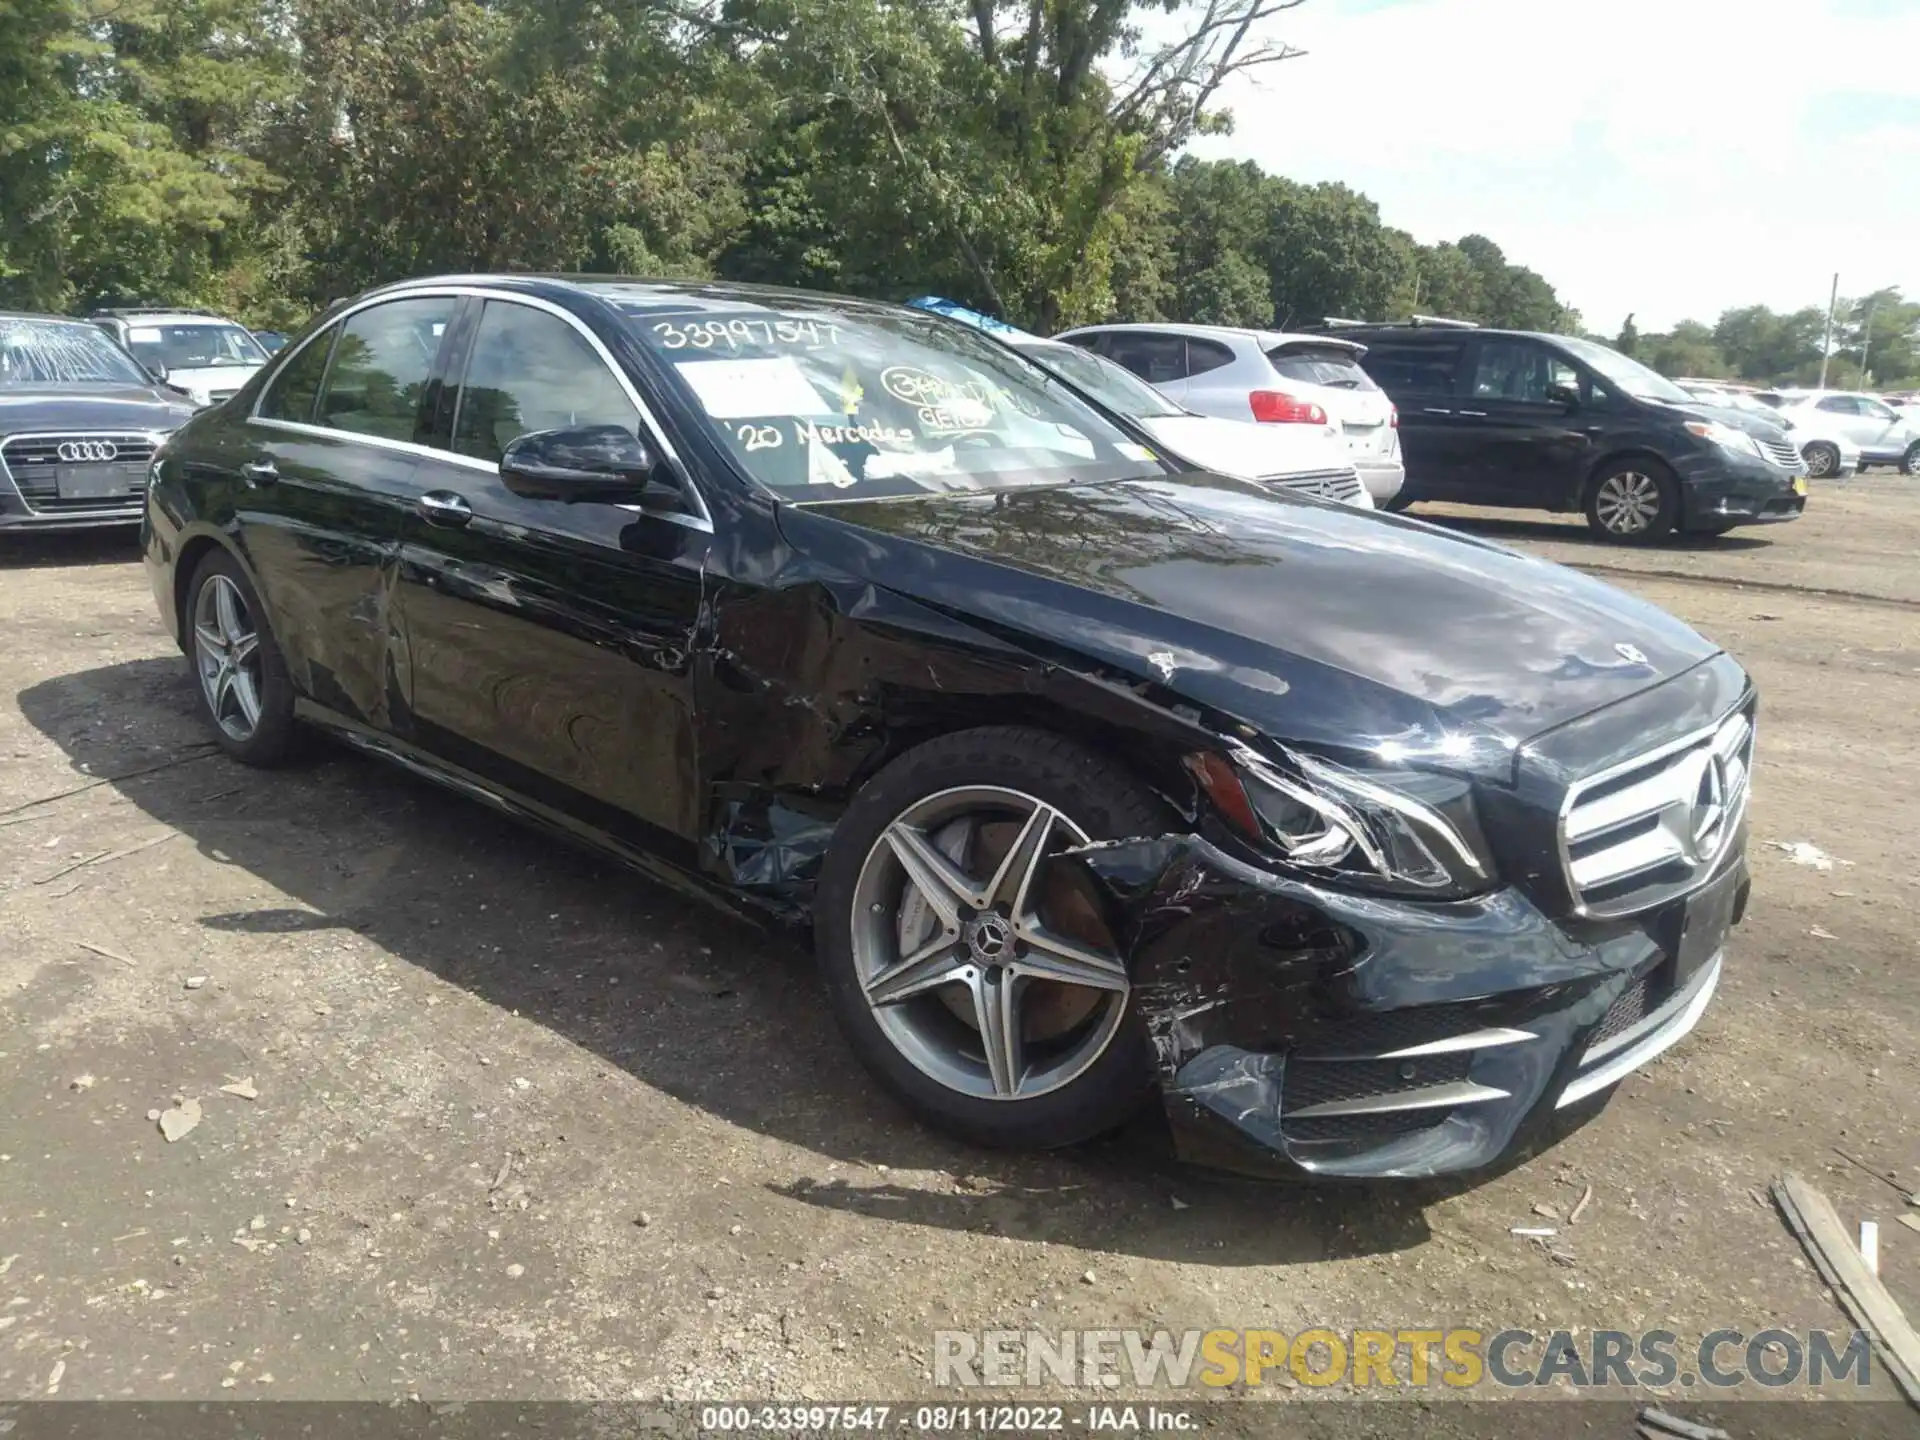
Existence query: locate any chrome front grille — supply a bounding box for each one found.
[1559,708,1754,917]
[0,432,157,512]
[1757,435,1802,470]
[1268,467,1365,506]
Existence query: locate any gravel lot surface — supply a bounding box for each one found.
[2,478,1916,1430]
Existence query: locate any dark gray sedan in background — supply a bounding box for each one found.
[0,313,200,533]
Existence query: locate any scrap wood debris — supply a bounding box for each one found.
[1637,1406,1730,1440]
[1772,1172,1920,1409]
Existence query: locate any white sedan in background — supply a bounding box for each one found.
[908,299,1371,507]
[1051,321,1405,505]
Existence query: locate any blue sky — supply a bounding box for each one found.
[1189,0,1920,332]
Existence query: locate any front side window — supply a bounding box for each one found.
[0,319,151,388]
[1858,397,1897,422]
[316,298,455,442]
[1103,332,1190,384]
[1817,396,1859,415]
[452,302,641,465]
[121,323,268,372]
[259,328,336,424]
[1470,339,1579,403]
[612,298,1163,500]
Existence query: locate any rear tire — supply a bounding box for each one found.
[1585,459,1677,544]
[184,548,304,767]
[814,727,1166,1150]
[1902,442,1920,477]
[1802,442,1839,479]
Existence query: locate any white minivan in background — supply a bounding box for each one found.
[1052,322,1406,506]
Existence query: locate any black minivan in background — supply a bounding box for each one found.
[1325,322,1808,544]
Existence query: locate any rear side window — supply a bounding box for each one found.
[1187,338,1235,377]
[452,301,640,465]
[1357,338,1465,395]
[1816,396,1858,415]
[1267,346,1380,392]
[316,297,455,443]
[258,329,336,424]
[1103,332,1189,384]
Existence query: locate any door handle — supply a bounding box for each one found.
[416,490,473,528]
[241,459,278,486]
[1422,407,1453,416]
[1457,409,1488,418]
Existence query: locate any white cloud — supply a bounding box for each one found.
[1187,0,1920,332]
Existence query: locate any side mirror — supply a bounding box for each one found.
[1544,382,1579,410]
[146,362,170,384]
[499,425,673,506]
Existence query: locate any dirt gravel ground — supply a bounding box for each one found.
[1,477,1918,1424]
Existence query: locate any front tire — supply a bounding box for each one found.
[814,728,1166,1150]
[1902,442,1920,477]
[185,548,303,766]
[1802,442,1839,479]
[1585,459,1677,544]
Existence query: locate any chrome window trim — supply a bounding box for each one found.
[1548,703,1754,919]
[246,284,714,534]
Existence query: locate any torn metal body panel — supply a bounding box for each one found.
[142,274,1760,1181]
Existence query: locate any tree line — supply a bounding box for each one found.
[4,0,1908,390]
[1615,291,1920,390]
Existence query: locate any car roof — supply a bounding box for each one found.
[364,273,922,323]
[0,310,102,325]
[1061,321,1365,355]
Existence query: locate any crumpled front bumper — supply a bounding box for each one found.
[1077,833,1747,1181]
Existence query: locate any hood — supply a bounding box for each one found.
[164,363,263,398]
[778,473,1720,777]
[0,385,201,434]
[1139,414,1352,484]
[1670,399,1792,442]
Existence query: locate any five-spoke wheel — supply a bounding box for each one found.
[184,549,303,765]
[816,728,1164,1148]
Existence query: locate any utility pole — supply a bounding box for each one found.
[1859,294,1880,389]
[1818,272,1839,390]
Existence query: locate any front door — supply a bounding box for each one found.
[393,295,710,863]
[231,294,459,729]
[1452,336,1597,509]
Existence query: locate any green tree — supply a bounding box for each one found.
[1616,314,1640,357]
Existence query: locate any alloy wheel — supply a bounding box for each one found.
[1804,445,1836,478]
[848,786,1130,1102]
[192,573,264,742]
[1594,471,1661,534]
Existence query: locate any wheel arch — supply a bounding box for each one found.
[169,526,254,649]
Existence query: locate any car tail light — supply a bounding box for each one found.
[1248,390,1328,425]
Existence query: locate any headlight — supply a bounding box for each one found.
[1684,420,1761,460]
[1189,745,1493,899]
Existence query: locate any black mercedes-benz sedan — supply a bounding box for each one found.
[142,275,1754,1180]
[2,312,201,531]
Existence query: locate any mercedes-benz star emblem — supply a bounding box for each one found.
[966,915,1012,965]
[1614,642,1649,666]
[57,440,119,463]
[1690,752,1728,853]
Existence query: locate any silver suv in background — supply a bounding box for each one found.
[1053,322,1406,505]
[1756,390,1920,474]
[89,308,271,409]
[1679,381,1860,478]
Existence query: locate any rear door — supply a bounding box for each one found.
[1356,333,1474,499]
[393,293,711,862]
[235,293,459,729]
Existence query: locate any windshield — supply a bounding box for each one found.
[1015,341,1185,418]
[0,319,153,387]
[1266,346,1381,392]
[1558,336,1694,404]
[614,297,1164,499]
[120,322,268,371]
